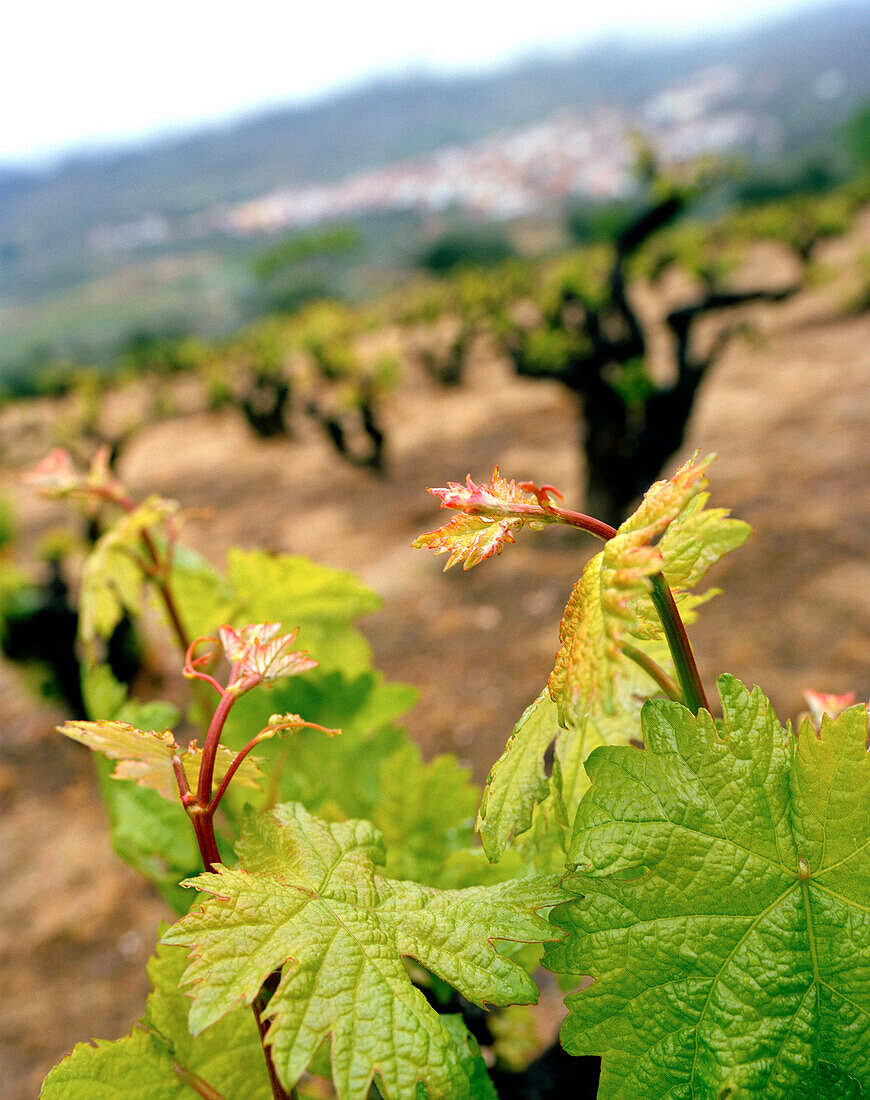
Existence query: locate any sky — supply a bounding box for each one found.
[2,0,844,167]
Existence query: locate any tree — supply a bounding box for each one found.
[498,165,813,525]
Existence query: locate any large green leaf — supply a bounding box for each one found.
[41,939,270,1099]
[223,669,502,888]
[166,546,382,673]
[544,676,870,1098]
[226,549,381,672]
[163,802,565,1100]
[372,740,483,886]
[222,669,415,819]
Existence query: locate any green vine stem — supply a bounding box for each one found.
[648,573,710,713]
[622,644,682,702]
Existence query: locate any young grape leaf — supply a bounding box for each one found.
[549,454,749,724]
[457,458,748,865]
[412,509,527,571]
[544,675,870,1099]
[412,468,544,571]
[226,549,380,672]
[162,801,566,1100]
[60,719,264,801]
[79,496,179,650]
[498,456,750,862]
[41,938,271,1099]
[78,664,198,910]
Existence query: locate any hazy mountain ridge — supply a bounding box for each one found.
[0,0,868,372]
[4,4,869,242]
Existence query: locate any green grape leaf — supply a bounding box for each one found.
[162,802,566,1100]
[477,690,558,862]
[163,543,235,642]
[544,676,870,1099]
[372,741,481,886]
[223,670,500,889]
[222,669,416,822]
[40,1027,186,1099]
[79,496,178,649]
[60,719,263,801]
[441,1015,500,1100]
[42,937,270,1099]
[226,549,380,672]
[95,756,201,912]
[81,661,129,721]
[166,547,381,673]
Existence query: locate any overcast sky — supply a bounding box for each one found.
[2,0,843,167]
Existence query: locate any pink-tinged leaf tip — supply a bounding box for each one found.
[219,622,318,686]
[802,690,859,727]
[415,467,562,570]
[427,466,547,516]
[25,444,124,502]
[24,448,80,496]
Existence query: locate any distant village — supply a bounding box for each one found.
[90,64,807,255]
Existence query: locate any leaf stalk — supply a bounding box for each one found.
[648,574,710,714]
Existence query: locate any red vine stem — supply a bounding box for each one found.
[170,689,290,1100]
[91,474,292,1099]
[502,500,619,542]
[207,731,265,814]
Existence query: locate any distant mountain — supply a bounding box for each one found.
[5,4,870,233]
[0,0,868,370]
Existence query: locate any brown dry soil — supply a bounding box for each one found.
[2,225,870,1097]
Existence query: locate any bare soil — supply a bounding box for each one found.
[2,225,870,1097]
